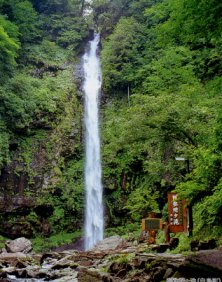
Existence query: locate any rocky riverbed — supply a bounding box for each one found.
[0,236,221,282]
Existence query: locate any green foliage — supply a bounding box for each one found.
[92,0,133,36]
[0,235,7,249]
[98,0,222,238]
[115,253,135,265]
[31,230,82,252]
[0,0,221,243]
[101,17,145,92]
[31,0,82,15]
[125,184,160,221]
[10,0,38,43]
[105,222,141,238]
[0,16,19,77]
[21,39,70,66]
[170,233,191,254]
[40,14,89,51]
[55,16,88,50]
[0,0,87,238]
[0,69,75,132]
[0,121,10,167]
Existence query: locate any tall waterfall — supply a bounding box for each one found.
[83,33,104,251]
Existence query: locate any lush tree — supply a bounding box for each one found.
[0,16,19,77]
[31,0,82,15]
[101,17,145,93]
[98,0,222,235]
[0,0,38,43]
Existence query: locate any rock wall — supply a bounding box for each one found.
[0,84,84,239]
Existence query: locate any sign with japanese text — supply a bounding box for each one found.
[168,192,188,233]
[142,218,162,231]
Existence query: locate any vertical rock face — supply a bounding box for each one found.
[0,95,83,238]
[0,144,49,238]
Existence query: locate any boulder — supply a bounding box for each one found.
[77,267,104,282]
[179,249,222,278]
[5,237,32,254]
[186,249,222,271]
[92,236,126,252]
[0,252,28,266]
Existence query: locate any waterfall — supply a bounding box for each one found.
[83,33,104,251]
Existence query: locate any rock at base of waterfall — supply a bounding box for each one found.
[5,237,32,253]
[92,236,126,252]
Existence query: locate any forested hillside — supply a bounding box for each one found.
[0,0,90,246]
[0,0,221,250]
[94,0,222,239]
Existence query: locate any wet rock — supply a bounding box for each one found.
[109,261,122,274]
[24,265,42,279]
[79,260,93,267]
[50,274,78,282]
[51,255,79,270]
[152,266,166,281]
[5,237,32,254]
[15,260,29,269]
[133,257,146,269]
[77,267,104,282]
[109,261,132,275]
[0,270,8,278]
[116,268,128,278]
[15,268,29,278]
[163,267,174,279]
[0,252,29,266]
[186,248,222,269]
[40,252,62,265]
[179,249,222,278]
[1,248,7,254]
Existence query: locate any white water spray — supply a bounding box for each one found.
[83,33,104,250]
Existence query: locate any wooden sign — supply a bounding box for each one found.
[168,193,188,233]
[142,218,162,231]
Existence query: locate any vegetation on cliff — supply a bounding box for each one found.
[0,0,89,241]
[94,0,222,239]
[0,0,221,249]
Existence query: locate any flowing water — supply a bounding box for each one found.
[83,33,104,250]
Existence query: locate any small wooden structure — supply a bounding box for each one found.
[141,213,162,244]
[142,218,162,231]
[141,193,188,244]
[168,192,188,233]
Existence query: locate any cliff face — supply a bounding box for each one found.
[0,0,91,240]
[0,73,84,239]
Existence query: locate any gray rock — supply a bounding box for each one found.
[92,236,126,252]
[5,237,32,254]
[51,274,78,282]
[163,268,174,279]
[51,255,79,270]
[77,267,104,282]
[183,249,222,272]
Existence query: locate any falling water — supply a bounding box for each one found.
[83,33,104,250]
